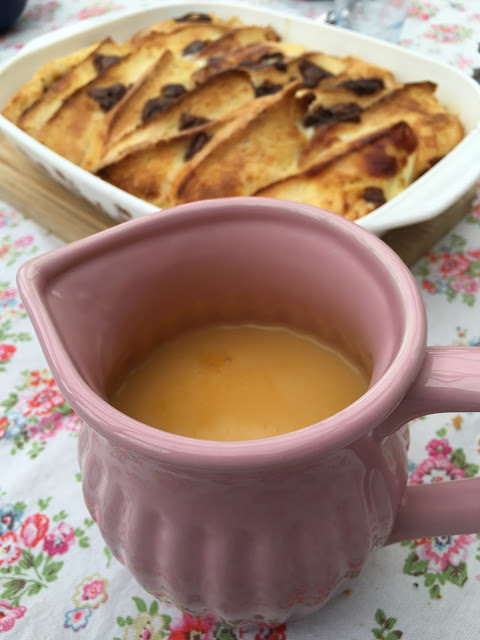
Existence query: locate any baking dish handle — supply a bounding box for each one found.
[359,126,480,236]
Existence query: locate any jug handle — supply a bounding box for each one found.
[376,347,480,544]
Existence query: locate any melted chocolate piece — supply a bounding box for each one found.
[365,151,397,177]
[184,131,211,160]
[472,67,480,84]
[303,103,363,127]
[162,83,187,99]
[141,96,172,123]
[338,77,385,95]
[179,112,210,130]
[298,60,333,89]
[183,40,205,56]
[254,80,283,97]
[175,12,212,22]
[93,54,122,75]
[362,186,386,205]
[87,83,128,111]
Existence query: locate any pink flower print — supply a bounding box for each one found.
[62,413,82,433]
[64,606,92,631]
[415,534,475,573]
[426,438,453,458]
[421,279,437,293]
[20,513,50,548]
[0,416,6,439]
[439,253,470,278]
[0,532,21,566]
[14,235,33,249]
[410,457,465,484]
[467,247,480,260]
[77,4,123,20]
[0,343,16,362]
[17,379,65,417]
[73,575,108,609]
[451,275,480,294]
[0,245,8,258]
[43,522,75,556]
[0,599,26,632]
[30,412,65,440]
[170,612,218,640]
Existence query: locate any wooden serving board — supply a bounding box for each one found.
[0,134,475,266]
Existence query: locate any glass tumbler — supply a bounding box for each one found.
[331,0,410,43]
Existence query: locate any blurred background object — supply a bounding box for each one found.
[0,0,28,32]
[328,0,411,43]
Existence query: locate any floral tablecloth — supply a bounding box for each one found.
[1,1,480,638]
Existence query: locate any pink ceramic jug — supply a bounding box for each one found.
[17,198,480,625]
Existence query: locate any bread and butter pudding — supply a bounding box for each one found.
[2,11,465,220]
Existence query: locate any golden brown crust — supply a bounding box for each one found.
[255,121,418,220]
[2,11,465,221]
[2,42,100,124]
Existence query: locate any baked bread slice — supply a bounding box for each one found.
[2,42,99,124]
[35,33,175,166]
[96,67,256,170]
[172,83,311,203]
[17,39,130,136]
[255,121,418,219]
[299,81,465,177]
[2,11,465,223]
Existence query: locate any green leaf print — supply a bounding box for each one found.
[27,582,43,596]
[216,628,238,640]
[104,546,113,568]
[429,584,441,599]
[375,609,387,626]
[1,578,26,600]
[132,596,147,612]
[42,559,63,583]
[450,234,467,251]
[404,551,429,576]
[371,608,403,639]
[462,293,475,307]
[19,550,36,570]
[149,599,159,616]
[37,497,52,510]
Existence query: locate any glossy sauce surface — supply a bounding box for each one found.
[111,324,369,441]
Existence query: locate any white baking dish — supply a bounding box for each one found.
[0,1,479,235]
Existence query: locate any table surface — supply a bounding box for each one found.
[1,1,480,638]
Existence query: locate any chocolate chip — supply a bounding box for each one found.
[161,83,187,99]
[237,59,257,68]
[141,96,173,123]
[298,60,333,89]
[87,83,128,111]
[254,80,283,97]
[93,54,123,75]
[365,151,397,177]
[179,112,210,130]
[303,103,363,127]
[338,77,385,95]
[274,60,288,72]
[184,131,211,160]
[473,68,480,84]
[362,186,386,205]
[183,40,205,56]
[175,12,212,22]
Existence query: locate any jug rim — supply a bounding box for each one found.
[17,197,426,471]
